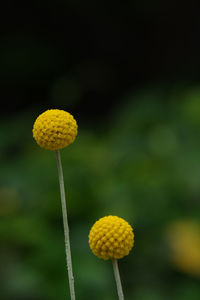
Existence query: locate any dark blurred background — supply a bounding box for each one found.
[1,1,200,299]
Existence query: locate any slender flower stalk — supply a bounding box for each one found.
[55,150,75,300]
[33,109,78,300]
[112,259,124,300]
[89,216,134,299]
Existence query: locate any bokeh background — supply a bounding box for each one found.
[1,1,200,299]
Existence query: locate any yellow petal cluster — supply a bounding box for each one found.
[89,215,134,260]
[33,109,78,150]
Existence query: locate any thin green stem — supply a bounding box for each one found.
[112,259,124,300]
[55,150,75,300]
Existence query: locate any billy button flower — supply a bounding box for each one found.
[89,216,134,300]
[33,109,78,300]
[33,109,77,150]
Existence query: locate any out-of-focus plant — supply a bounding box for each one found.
[166,219,200,278]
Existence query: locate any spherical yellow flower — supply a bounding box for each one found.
[89,215,134,260]
[33,109,78,150]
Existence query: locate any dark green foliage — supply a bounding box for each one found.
[1,88,200,299]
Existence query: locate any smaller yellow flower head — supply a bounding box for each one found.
[33,109,78,150]
[89,215,134,260]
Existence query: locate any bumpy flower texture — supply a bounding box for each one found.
[89,216,134,260]
[33,109,78,150]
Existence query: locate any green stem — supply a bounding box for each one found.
[55,150,76,300]
[112,259,124,300]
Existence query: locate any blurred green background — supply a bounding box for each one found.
[1,90,200,300]
[1,1,200,300]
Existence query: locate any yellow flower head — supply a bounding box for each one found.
[33,109,78,150]
[89,215,134,260]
